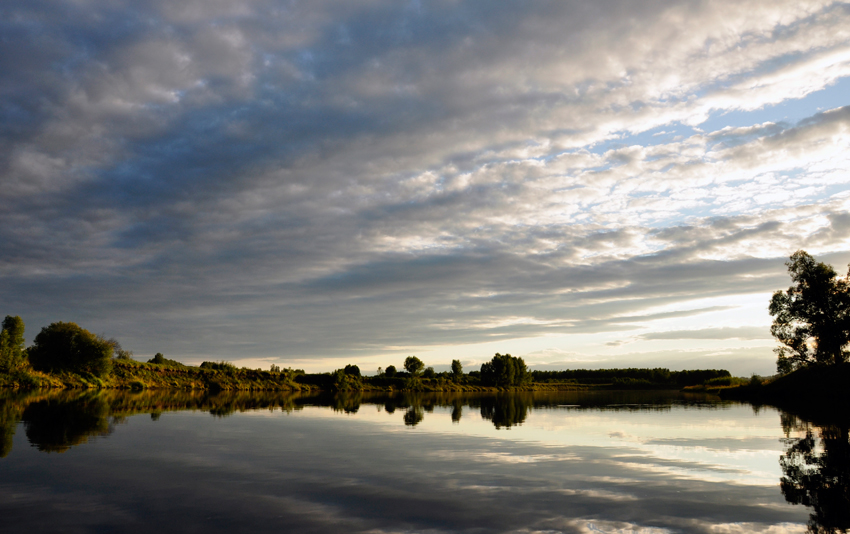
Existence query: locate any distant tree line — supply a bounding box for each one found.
[530,368,730,387]
[3,316,743,393]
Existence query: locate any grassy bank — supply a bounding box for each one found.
[1,359,737,393]
[0,360,307,392]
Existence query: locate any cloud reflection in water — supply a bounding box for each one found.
[0,390,817,533]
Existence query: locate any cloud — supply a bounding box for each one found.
[638,326,770,341]
[0,0,848,365]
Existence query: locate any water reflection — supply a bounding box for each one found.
[0,388,736,456]
[22,393,114,453]
[0,388,819,533]
[780,413,850,533]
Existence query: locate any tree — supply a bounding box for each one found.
[404,356,424,376]
[423,366,435,379]
[451,359,463,378]
[385,365,397,377]
[0,315,26,371]
[480,353,531,387]
[107,338,133,361]
[770,251,850,374]
[28,322,113,378]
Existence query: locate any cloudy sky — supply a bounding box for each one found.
[2,0,849,375]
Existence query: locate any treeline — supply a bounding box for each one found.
[2,314,734,393]
[531,368,731,387]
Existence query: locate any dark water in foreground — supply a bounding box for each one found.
[1,390,847,533]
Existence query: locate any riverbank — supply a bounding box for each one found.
[718,363,850,423]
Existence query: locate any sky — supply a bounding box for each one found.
[1,0,849,376]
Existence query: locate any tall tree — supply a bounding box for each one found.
[404,356,424,376]
[770,251,850,374]
[0,315,26,371]
[451,359,463,378]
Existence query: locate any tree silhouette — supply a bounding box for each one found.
[451,359,463,379]
[480,353,531,387]
[404,356,424,376]
[770,251,850,373]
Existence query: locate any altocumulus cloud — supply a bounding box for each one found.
[0,0,849,372]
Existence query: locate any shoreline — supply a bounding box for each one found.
[1,360,713,393]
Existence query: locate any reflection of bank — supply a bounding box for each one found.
[780,415,850,533]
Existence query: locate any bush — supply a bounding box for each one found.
[28,322,112,378]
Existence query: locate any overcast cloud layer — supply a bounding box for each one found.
[2,0,849,374]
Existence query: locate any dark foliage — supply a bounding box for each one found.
[0,315,26,371]
[149,353,185,366]
[771,250,850,374]
[480,353,530,387]
[200,361,236,371]
[403,356,424,376]
[27,322,112,378]
[451,359,463,377]
[22,394,112,453]
[479,394,530,428]
[530,368,729,387]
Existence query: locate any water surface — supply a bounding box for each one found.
[1,390,845,533]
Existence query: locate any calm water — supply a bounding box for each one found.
[0,389,847,533]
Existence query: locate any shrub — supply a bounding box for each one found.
[28,322,112,378]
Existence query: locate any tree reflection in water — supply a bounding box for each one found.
[0,388,730,456]
[780,413,850,533]
[477,394,530,429]
[22,393,114,453]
